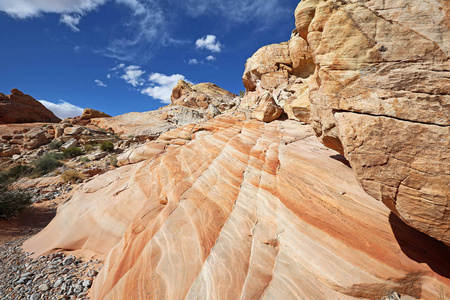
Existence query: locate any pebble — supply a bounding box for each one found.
[0,235,103,300]
[30,293,41,300]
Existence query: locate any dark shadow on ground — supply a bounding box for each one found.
[0,203,56,245]
[389,212,450,278]
[330,154,352,168]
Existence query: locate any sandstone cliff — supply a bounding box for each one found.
[292,0,449,246]
[0,89,61,124]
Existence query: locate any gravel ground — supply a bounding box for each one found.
[0,234,103,300]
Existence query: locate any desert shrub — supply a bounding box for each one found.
[100,141,114,152]
[63,147,83,158]
[0,164,32,185]
[45,152,65,160]
[79,156,90,163]
[0,184,32,218]
[107,155,118,167]
[32,154,63,176]
[84,145,94,152]
[61,169,84,184]
[48,140,63,150]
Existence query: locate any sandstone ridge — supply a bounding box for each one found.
[0,89,61,124]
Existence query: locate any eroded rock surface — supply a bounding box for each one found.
[0,89,61,124]
[292,0,450,245]
[24,115,450,300]
[171,80,238,117]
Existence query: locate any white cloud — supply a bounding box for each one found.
[206,55,216,61]
[39,100,84,119]
[141,73,188,104]
[0,0,108,18]
[188,58,199,65]
[195,35,222,53]
[60,14,81,31]
[113,64,146,87]
[95,79,107,87]
[106,74,111,79]
[99,0,169,62]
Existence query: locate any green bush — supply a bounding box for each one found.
[79,156,90,163]
[0,164,32,185]
[0,184,32,218]
[32,154,63,176]
[63,147,83,158]
[48,140,63,150]
[45,152,65,160]
[84,145,94,152]
[100,141,114,152]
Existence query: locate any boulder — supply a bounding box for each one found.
[63,126,83,136]
[294,0,450,244]
[23,128,51,150]
[250,92,283,122]
[79,108,111,120]
[0,144,20,157]
[0,89,61,124]
[60,138,78,151]
[241,32,314,123]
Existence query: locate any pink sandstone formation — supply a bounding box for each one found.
[24,115,450,299]
[0,89,61,124]
[19,0,450,299]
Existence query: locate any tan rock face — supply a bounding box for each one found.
[0,89,61,124]
[24,115,450,300]
[171,80,237,116]
[241,34,315,123]
[293,0,450,244]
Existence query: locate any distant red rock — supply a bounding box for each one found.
[0,89,61,124]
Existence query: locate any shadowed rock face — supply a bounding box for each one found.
[0,89,61,124]
[294,0,450,245]
[24,115,450,299]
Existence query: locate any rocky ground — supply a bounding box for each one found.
[0,234,102,300]
[0,188,102,300]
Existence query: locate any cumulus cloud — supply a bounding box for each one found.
[112,64,146,87]
[195,35,222,52]
[141,73,188,104]
[0,0,108,18]
[60,14,81,31]
[95,79,107,87]
[39,100,84,119]
[206,55,216,61]
[188,58,199,65]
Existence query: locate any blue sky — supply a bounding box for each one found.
[0,0,300,118]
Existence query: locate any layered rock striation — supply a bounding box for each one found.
[24,115,450,299]
[0,89,61,124]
